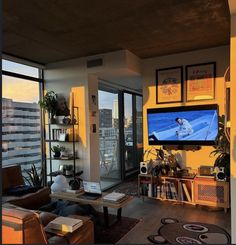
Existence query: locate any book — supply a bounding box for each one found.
[48,216,83,233]
[64,188,84,194]
[169,182,178,200]
[148,184,152,197]
[182,183,191,202]
[166,182,172,199]
[179,183,184,201]
[103,192,126,202]
[161,184,166,199]
[156,186,161,199]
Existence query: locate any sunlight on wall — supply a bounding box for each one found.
[71,87,87,147]
[142,46,229,171]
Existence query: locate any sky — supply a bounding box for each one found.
[2,75,40,103]
[2,60,40,103]
[98,90,133,117]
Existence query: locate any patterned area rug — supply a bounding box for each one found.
[95,213,139,244]
[111,178,138,196]
[148,218,231,244]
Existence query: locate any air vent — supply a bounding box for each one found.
[87,58,103,68]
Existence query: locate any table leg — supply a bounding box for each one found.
[103,206,109,227]
[117,208,122,221]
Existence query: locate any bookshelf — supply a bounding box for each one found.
[138,174,230,212]
[138,174,195,205]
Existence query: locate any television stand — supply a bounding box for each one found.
[138,174,230,213]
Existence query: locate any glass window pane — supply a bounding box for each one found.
[99,90,120,190]
[136,95,143,164]
[2,75,42,178]
[124,93,134,172]
[2,59,39,78]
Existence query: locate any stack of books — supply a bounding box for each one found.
[48,216,83,233]
[103,192,127,203]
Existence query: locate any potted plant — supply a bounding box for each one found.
[38,91,57,123]
[210,115,230,177]
[23,164,43,187]
[69,170,84,190]
[51,145,65,158]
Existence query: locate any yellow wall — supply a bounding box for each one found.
[230,13,236,244]
[142,46,229,170]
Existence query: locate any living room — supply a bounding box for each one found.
[2,0,236,244]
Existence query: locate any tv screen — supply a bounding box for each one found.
[147,105,218,145]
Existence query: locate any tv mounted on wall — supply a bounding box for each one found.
[147,104,218,146]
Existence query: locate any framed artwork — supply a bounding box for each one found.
[186,62,216,101]
[156,66,183,104]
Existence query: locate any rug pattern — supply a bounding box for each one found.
[148,218,231,244]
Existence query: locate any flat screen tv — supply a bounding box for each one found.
[147,104,218,145]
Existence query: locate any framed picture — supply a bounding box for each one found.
[156,66,183,104]
[186,62,216,101]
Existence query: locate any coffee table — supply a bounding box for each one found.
[50,192,133,227]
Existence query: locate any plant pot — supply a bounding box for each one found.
[53,152,61,158]
[70,179,81,190]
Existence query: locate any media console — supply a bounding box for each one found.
[138,174,230,213]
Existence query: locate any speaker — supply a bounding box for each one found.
[215,167,226,181]
[140,161,152,174]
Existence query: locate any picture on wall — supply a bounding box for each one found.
[156,66,183,104]
[186,62,216,101]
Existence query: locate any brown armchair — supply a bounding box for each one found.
[2,165,51,209]
[2,204,94,244]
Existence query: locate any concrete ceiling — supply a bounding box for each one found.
[3,0,230,65]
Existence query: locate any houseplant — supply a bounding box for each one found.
[51,145,66,158]
[210,115,230,177]
[38,91,58,123]
[24,164,43,187]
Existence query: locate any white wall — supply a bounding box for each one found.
[44,50,141,181]
[142,45,230,170]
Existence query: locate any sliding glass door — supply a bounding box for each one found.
[99,86,143,189]
[99,89,121,190]
[123,92,143,177]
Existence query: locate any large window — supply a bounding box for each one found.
[2,59,43,178]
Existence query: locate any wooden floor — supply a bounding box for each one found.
[99,197,231,244]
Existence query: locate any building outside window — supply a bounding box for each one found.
[2,59,43,179]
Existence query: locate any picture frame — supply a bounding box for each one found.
[186,62,216,102]
[156,66,183,104]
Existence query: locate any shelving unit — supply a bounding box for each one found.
[138,174,230,212]
[138,174,195,205]
[44,94,80,185]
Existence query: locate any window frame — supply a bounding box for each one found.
[2,63,45,185]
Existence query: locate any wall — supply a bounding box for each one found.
[44,50,141,181]
[229,6,236,243]
[142,45,230,170]
[44,59,92,180]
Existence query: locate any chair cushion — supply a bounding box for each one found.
[6,185,42,196]
[7,187,51,210]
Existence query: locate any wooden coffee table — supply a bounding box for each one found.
[50,192,133,227]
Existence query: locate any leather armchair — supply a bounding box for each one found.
[2,165,51,209]
[2,204,94,244]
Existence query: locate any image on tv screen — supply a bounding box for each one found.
[148,109,218,143]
